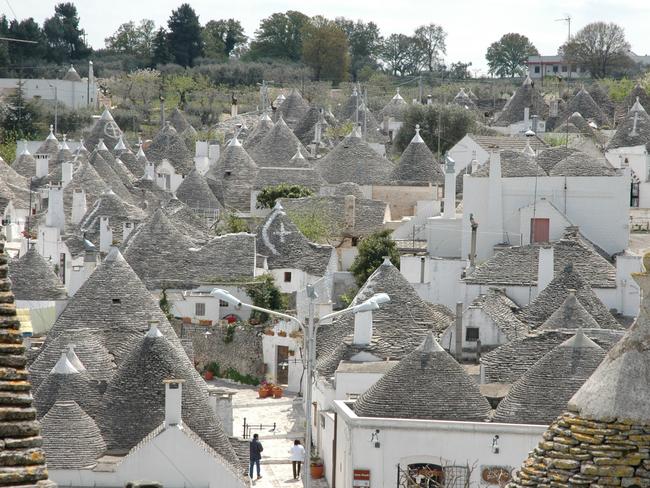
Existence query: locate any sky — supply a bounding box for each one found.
[4,0,650,75]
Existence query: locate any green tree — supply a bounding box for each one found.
[302,16,349,83]
[393,103,476,155]
[8,18,47,62]
[560,22,632,78]
[167,3,203,67]
[247,11,309,61]
[151,27,173,65]
[43,3,90,62]
[486,33,538,77]
[414,23,447,72]
[334,18,382,81]
[2,81,40,139]
[202,19,247,59]
[349,230,400,287]
[105,19,156,59]
[447,61,473,80]
[381,34,416,76]
[244,275,286,323]
[256,184,314,209]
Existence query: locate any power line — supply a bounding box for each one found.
[4,0,17,21]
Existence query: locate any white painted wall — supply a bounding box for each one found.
[0,77,97,109]
[334,400,546,488]
[401,256,467,310]
[49,425,246,488]
[170,285,252,323]
[440,307,509,354]
[156,159,185,192]
[448,135,490,175]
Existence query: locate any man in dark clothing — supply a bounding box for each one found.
[249,433,263,479]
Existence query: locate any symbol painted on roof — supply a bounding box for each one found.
[104,121,122,139]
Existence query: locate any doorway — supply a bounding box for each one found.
[276,345,289,384]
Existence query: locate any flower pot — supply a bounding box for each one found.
[278,331,287,337]
[310,464,324,479]
[272,386,283,398]
[258,386,271,398]
[199,319,212,326]
[264,329,275,336]
[288,350,295,357]
[204,371,214,381]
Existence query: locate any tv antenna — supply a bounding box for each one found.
[555,15,571,43]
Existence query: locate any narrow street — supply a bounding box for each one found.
[209,379,328,488]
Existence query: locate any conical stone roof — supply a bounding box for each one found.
[114,140,142,178]
[12,145,37,178]
[208,136,257,212]
[162,197,212,243]
[495,76,548,126]
[317,127,393,184]
[41,400,106,470]
[96,139,135,188]
[535,147,578,174]
[277,88,310,128]
[0,156,29,188]
[506,267,650,488]
[85,109,124,152]
[89,150,134,203]
[521,264,620,329]
[175,169,222,210]
[623,83,650,113]
[538,292,601,330]
[98,331,239,467]
[63,158,110,211]
[146,122,194,175]
[607,101,650,150]
[554,112,596,137]
[8,246,67,301]
[354,333,491,421]
[78,189,147,245]
[381,89,408,119]
[244,113,274,149]
[0,237,53,487]
[38,248,184,366]
[493,330,605,424]
[561,88,610,127]
[249,115,310,167]
[169,107,198,142]
[317,257,454,361]
[36,127,59,156]
[549,151,616,177]
[34,352,101,418]
[391,125,444,184]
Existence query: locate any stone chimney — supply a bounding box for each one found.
[537,246,554,294]
[35,154,49,179]
[61,161,73,188]
[46,185,65,232]
[99,216,112,253]
[485,151,504,253]
[353,310,373,345]
[71,189,87,224]
[208,386,235,436]
[443,155,456,219]
[164,379,185,428]
[344,195,356,230]
[523,107,530,127]
[144,159,155,180]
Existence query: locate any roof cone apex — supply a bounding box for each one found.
[228,135,242,147]
[145,321,163,338]
[100,108,114,121]
[66,344,87,372]
[51,352,79,375]
[411,124,425,144]
[420,332,444,353]
[105,246,125,262]
[560,328,601,350]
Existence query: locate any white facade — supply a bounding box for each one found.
[461,165,630,262]
[156,159,185,192]
[170,285,253,324]
[334,400,546,488]
[400,255,467,310]
[606,145,648,208]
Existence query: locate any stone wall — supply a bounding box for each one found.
[178,322,265,378]
[509,411,650,488]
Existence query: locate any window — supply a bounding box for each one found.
[530,218,550,243]
[561,65,568,73]
[552,65,559,73]
[351,237,359,247]
[534,66,540,74]
[195,302,206,316]
[465,327,479,342]
[632,181,640,208]
[219,299,229,307]
[112,298,121,304]
[284,271,292,283]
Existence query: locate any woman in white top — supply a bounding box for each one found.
[289,439,306,480]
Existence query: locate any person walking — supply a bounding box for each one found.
[249,433,263,480]
[289,439,306,480]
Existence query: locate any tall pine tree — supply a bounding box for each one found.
[167,4,203,67]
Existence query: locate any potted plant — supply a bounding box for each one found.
[272,385,283,398]
[310,452,324,479]
[258,381,272,398]
[288,349,295,357]
[289,330,302,339]
[264,328,275,336]
[204,362,219,381]
[278,330,287,337]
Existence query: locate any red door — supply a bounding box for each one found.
[530,218,550,243]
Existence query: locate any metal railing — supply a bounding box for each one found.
[242,417,276,439]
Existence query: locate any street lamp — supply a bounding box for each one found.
[210,288,390,488]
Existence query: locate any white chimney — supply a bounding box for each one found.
[71,189,87,224]
[537,246,554,293]
[353,310,373,345]
[164,379,185,427]
[35,154,50,178]
[61,161,73,188]
[122,221,134,242]
[46,185,65,232]
[208,144,220,165]
[486,151,503,247]
[344,195,356,230]
[99,216,112,253]
[144,160,155,180]
[443,156,456,219]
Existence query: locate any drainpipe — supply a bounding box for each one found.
[455,302,463,362]
[469,214,478,269]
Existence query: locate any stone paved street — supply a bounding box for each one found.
[209,379,328,488]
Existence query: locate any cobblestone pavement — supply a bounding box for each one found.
[208,379,328,488]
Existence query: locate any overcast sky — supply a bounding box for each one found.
[4,0,650,74]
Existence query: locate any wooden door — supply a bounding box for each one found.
[276,345,289,384]
[530,218,550,243]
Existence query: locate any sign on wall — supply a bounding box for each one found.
[353,469,370,488]
[480,465,512,486]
